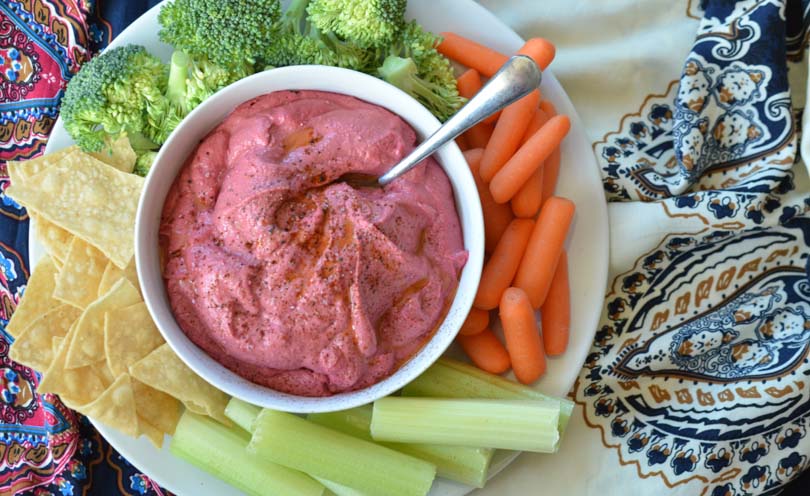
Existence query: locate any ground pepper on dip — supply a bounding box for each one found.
[160,90,467,396]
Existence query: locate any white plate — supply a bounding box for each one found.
[34,1,609,494]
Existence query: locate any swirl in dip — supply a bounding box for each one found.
[160,90,466,396]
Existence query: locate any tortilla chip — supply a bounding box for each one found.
[52,257,64,272]
[129,344,230,424]
[52,336,64,355]
[79,373,139,437]
[7,147,77,185]
[38,323,107,407]
[89,135,137,173]
[6,256,58,338]
[132,378,182,436]
[5,153,144,268]
[53,237,108,309]
[9,305,81,372]
[98,259,140,298]
[104,302,164,377]
[138,417,165,449]
[96,359,116,388]
[65,278,141,369]
[30,213,73,264]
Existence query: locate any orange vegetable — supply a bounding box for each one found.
[457,328,511,374]
[458,308,489,336]
[455,134,470,151]
[539,99,557,117]
[499,287,545,384]
[464,122,494,149]
[536,101,561,200]
[541,251,570,355]
[456,69,500,125]
[479,90,540,183]
[511,167,544,218]
[514,196,575,308]
[438,32,509,78]
[464,148,514,253]
[474,218,534,310]
[489,114,570,204]
[521,108,550,145]
[517,38,556,70]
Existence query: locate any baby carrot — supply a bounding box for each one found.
[479,90,540,183]
[541,251,570,355]
[500,287,545,384]
[464,148,514,252]
[455,134,470,151]
[514,196,575,308]
[474,218,535,310]
[438,32,509,78]
[517,38,556,70]
[510,107,550,217]
[537,101,561,201]
[489,115,570,204]
[459,308,489,336]
[457,327,511,374]
[465,122,494,149]
[539,99,557,117]
[456,69,500,125]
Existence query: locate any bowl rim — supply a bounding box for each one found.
[135,65,485,413]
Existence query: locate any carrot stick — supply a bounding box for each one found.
[456,69,500,125]
[464,148,514,253]
[438,32,509,78]
[499,287,545,384]
[474,218,534,310]
[489,115,570,204]
[517,38,556,70]
[514,196,575,308]
[479,90,540,183]
[509,107,551,216]
[541,251,570,355]
[455,134,470,151]
[457,328,511,374]
[458,308,489,336]
[536,101,560,201]
[464,122,493,149]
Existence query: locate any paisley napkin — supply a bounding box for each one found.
[1,0,809,495]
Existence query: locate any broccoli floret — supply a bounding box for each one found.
[263,0,372,69]
[167,50,252,115]
[378,56,465,122]
[307,0,406,48]
[134,150,158,177]
[158,0,281,69]
[61,45,166,152]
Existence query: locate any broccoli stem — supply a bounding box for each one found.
[168,51,190,113]
[126,131,159,152]
[378,56,443,109]
[284,0,311,35]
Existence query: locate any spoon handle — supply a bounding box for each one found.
[377,55,542,186]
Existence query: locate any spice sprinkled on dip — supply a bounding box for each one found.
[160,90,467,396]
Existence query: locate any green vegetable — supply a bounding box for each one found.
[307,0,406,48]
[224,397,262,433]
[313,477,369,496]
[158,0,281,69]
[265,0,373,69]
[309,405,493,488]
[371,397,560,453]
[402,357,574,433]
[61,45,166,153]
[247,409,436,496]
[170,411,325,496]
[377,55,464,121]
[133,150,158,177]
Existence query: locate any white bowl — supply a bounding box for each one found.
[135,65,485,413]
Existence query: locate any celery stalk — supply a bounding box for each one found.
[224,397,262,433]
[402,357,574,432]
[314,477,369,496]
[309,405,493,488]
[170,411,324,496]
[248,409,436,496]
[371,397,560,453]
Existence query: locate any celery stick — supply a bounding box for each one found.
[314,477,369,496]
[402,357,574,432]
[248,409,436,496]
[170,411,324,496]
[225,397,262,433]
[371,398,560,453]
[309,405,493,488]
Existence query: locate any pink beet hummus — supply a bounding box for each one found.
[160,90,466,396]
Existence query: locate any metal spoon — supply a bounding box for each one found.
[342,55,542,188]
